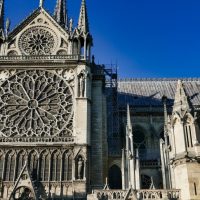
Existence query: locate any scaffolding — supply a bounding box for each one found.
[104,65,121,156]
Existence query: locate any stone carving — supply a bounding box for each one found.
[19,26,58,55]
[78,70,89,98]
[13,187,34,200]
[55,69,75,89]
[0,70,73,138]
[79,74,85,97]
[0,69,16,84]
[78,157,84,179]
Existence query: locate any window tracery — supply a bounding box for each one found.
[0,154,3,180]
[19,26,58,55]
[4,151,16,181]
[16,151,26,179]
[28,151,38,180]
[62,151,72,181]
[0,70,73,138]
[141,174,151,189]
[51,151,61,181]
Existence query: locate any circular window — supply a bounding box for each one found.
[0,70,73,138]
[18,26,58,55]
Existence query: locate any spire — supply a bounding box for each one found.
[0,0,4,39]
[78,0,89,33]
[39,0,44,7]
[54,0,68,28]
[173,80,191,114]
[127,104,132,134]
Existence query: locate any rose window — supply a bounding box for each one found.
[19,27,58,55]
[0,70,73,138]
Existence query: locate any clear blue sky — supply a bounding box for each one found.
[5,0,200,78]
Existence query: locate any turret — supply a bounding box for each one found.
[54,0,68,29]
[167,80,200,200]
[0,0,4,41]
[78,0,89,33]
[73,0,92,61]
[171,80,199,155]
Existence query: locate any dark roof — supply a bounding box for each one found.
[118,78,200,108]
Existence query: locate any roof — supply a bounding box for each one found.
[118,78,200,108]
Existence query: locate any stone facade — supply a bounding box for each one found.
[0,0,199,200]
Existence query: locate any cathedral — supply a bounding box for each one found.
[0,0,199,199]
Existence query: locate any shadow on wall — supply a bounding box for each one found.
[118,92,174,108]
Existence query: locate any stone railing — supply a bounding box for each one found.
[92,190,127,200]
[0,136,75,144]
[138,190,180,199]
[90,189,181,200]
[0,54,87,62]
[140,160,160,167]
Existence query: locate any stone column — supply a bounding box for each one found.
[84,160,87,180]
[72,159,76,180]
[135,149,140,190]
[84,38,87,60]
[129,132,135,189]
[121,149,125,190]
[160,139,167,189]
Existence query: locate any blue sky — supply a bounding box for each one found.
[5,0,200,78]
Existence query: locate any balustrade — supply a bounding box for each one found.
[92,189,181,200]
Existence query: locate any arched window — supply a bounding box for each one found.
[39,151,50,181]
[73,39,79,55]
[0,154,4,180]
[141,174,151,189]
[80,38,84,56]
[16,151,26,179]
[51,151,61,181]
[108,165,122,189]
[184,122,193,148]
[4,151,15,181]
[28,151,38,180]
[133,128,146,158]
[62,152,72,181]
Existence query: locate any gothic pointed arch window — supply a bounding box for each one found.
[39,150,50,181]
[62,151,73,181]
[28,150,38,180]
[4,151,16,181]
[16,150,26,179]
[133,126,146,157]
[73,38,79,55]
[0,153,4,180]
[108,165,122,189]
[51,150,62,181]
[184,116,194,148]
[141,174,151,189]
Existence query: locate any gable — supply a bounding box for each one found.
[6,8,70,56]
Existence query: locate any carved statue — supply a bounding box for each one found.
[79,74,85,97]
[78,157,84,179]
